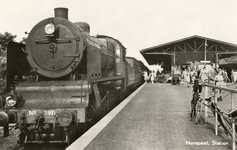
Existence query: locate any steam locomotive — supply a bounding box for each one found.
[0,8,147,145]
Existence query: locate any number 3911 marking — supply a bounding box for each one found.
[44,110,56,116]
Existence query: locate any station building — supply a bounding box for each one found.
[140,35,237,75]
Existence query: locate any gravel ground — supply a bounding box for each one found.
[0,126,20,150]
[0,126,67,150]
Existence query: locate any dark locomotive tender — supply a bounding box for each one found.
[0,8,147,145]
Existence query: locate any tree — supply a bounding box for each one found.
[0,32,17,56]
[0,32,17,52]
[0,32,17,79]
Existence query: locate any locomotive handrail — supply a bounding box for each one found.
[35,38,75,44]
[91,76,124,83]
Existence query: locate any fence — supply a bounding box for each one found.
[202,83,237,150]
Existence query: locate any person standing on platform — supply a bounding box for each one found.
[182,69,190,87]
[223,69,230,83]
[208,63,217,94]
[208,63,216,84]
[231,69,235,83]
[156,69,160,77]
[143,71,148,83]
[190,69,196,84]
[215,64,220,73]
[234,69,237,83]
[200,66,208,83]
[150,70,156,84]
[181,69,187,86]
[215,70,225,101]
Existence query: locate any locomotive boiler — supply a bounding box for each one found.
[0,8,146,145]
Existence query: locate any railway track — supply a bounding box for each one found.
[0,115,97,150]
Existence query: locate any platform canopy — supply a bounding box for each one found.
[140,35,237,66]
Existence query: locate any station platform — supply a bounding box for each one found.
[67,83,232,150]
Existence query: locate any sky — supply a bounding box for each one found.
[1,0,237,68]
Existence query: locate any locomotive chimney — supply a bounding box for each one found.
[54,7,68,20]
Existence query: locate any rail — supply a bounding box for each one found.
[202,83,237,150]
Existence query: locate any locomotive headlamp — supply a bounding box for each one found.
[45,23,56,35]
[5,95,17,107]
[57,111,75,127]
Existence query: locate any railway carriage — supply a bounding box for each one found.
[126,57,145,88]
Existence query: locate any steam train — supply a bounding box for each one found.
[0,8,147,145]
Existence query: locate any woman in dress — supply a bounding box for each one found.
[150,70,156,84]
[182,69,190,87]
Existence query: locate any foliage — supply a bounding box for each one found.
[0,32,17,94]
[20,37,27,44]
[0,32,16,52]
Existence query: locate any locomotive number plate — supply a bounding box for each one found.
[28,110,56,116]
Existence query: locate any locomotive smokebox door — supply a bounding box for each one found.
[26,17,84,78]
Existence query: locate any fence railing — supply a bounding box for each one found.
[202,83,237,150]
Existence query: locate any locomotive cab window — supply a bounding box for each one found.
[98,39,107,48]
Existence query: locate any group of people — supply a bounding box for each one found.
[191,63,229,101]
[173,63,231,101]
[180,69,198,87]
[143,64,232,97]
[206,63,229,101]
[143,70,159,84]
[182,64,229,84]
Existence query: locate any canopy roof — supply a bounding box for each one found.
[140,35,237,65]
